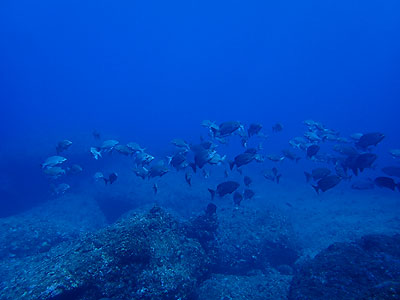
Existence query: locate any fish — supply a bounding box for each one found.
[104,173,118,185]
[135,152,155,166]
[304,131,322,143]
[304,168,331,182]
[185,172,192,186]
[351,179,375,190]
[345,153,377,176]
[306,145,320,158]
[168,153,188,170]
[233,191,243,206]
[43,166,66,178]
[132,167,148,179]
[41,156,67,169]
[382,166,400,178]
[247,123,262,137]
[350,133,363,141]
[244,176,252,187]
[208,153,226,165]
[264,168,282,183]
[272,123,283,132]
[100,140,119,152]
[153,183,158,195]
[202,169,210,179]
[214,121,242,137]
[126,142,145,153]
[93,172,105,181]
[194,149,215,169]
[56,140,72,154]
[171,139,190,151]
[312,175,341,194]
[389,149,400,159]
[67,164,83,174]
[147,161,169,178]
[51,183,70,195]
[266,154,285,162]
[114,144,135,156]
[229,152,256,169]
[356,132,385,149]
[282,149,301,162]
[90,147,102,160]
[92,130,101,140]
[243,189,255,200]
[374,177,398,191]
[208,181,240,199]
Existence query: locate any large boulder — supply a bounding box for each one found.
[0,194,106,260]
[213,206,300,274]
[289,234,400,300]
[0,207,209,300]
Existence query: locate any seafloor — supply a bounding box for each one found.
[0,173,399,300]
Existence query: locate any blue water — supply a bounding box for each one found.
[1,1,399,217]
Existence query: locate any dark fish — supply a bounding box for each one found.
[307,144,320,158]
[248,123,262,137]
[104,172,118,185]
[272,123,283,132]
[335,163,351,181]
[185,172,192,186]
[194,149,214,169]
[244,176,252,187]
[233,192,243,206]
[229,152,255,170]
[147,163,169,178]
[243,189,255,200]
[312,175,341,194]
[56,140,72,154]
[224,169,229,178]
[382,166,400,179]
[344,153,377,176]
[304,168,331,182]
[356,132,385,149]
[169,153,187,170]
[374,177,398,191]
[208,181,240,199]
[351,179,374,190]
[132,167,148,180]
[92,130,101,140]
[216,121,242,137]
[264,168,281,183]
[205,203,217,215]
[153,183,158,194]
[282,149,301,163]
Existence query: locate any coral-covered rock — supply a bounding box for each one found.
[213,206,300,274]
[196,271,291,300]
[289,234,400,300]
[0,207,209,300]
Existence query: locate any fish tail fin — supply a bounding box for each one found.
[276,174,282,184]
[189,162,197,173]
[312,185,319,194]
[229,161,235,170]
[304,172,311,183]
[103,178,109,185]
[351,167,358,176]
[208,188,215,200]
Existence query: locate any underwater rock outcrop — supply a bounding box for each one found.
[0,207,209,300]
[213,206,300,274]
[0,194,106,261]
[196,271,291,300]
[288,234,400,300]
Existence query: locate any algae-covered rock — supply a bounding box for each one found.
[0,207,209,300]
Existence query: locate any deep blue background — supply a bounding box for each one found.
[1,0,399,216]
